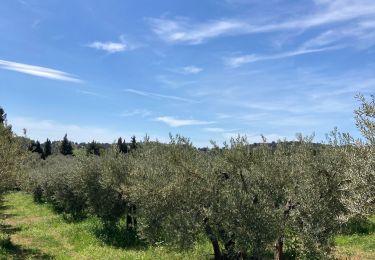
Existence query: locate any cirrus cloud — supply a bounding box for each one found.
[0,59,82,83]
[156,116,215,127]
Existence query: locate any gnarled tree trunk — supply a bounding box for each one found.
[204,217,222,260]
[274,236,283,260]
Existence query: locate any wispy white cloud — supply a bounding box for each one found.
[156,75,197,88]
[203,127,227,132]
[10,116,124,143]
[119,109,152,118]
[86,35,140,53]
[87,41,127,53]
[181,66,203,74]
[148,18,248,44]
[9,116,172,144]
[156,116,214,127]
[166,66,203,77]
[149,1,375,44]
[309,78,375,99]
[124,88,198,103]
[76,89,104,97]
[302,20,375,50]
[239,96,352,114]
[226,46,339,67]
[0,59,82,83]
[267,115,323,127]
[204,127,240,133]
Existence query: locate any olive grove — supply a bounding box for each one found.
[1,94,374,259]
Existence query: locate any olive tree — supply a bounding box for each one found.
[81,148,129,224]
[215,135,345,259]
[128,136,210,248]
[27,155,87,219]
[338,94,375,216]
[0,107,28,193]
[129,134,348,259]
[355,94,375,144]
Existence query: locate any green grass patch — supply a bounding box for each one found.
[335,215,375,260]
[0,192,211,259]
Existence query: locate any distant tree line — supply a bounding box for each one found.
[26,133,139,159]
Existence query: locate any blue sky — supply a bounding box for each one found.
[1,0,375,146]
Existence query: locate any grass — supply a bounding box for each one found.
[1,192,375,260]
[335,215,375,260]
[0,192,211,260]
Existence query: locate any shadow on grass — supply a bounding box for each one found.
[341,215,375,235]
[61,212,87,223]
[93,221,147,250]
[33,194,88,224]
[0,195,54,260]
[0,204,10,211]
[0,196,19,235]
[0,236,54,260]
[0,222,21,235]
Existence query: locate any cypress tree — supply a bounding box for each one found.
[28,140,44,158]
[34,141,43,154]
[126,135,138,231]
[44,138,52,158]
[87,140,101,156]
[117,137,128,154]
[130,136,137,151]
[60,134,73,155]
[0,107,6,125]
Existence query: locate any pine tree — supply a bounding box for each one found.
[44,138,52,158]
[60,134,73,155]
[117,137,128,154]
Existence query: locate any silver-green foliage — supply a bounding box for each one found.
[23,94,375,258]
[218,136,344,258]
[128,136,212,248]
[128,135,345,258]
[355,94,375,144]
[0,119,27,193]
[80,148,129,223]
[28,155,87,218]
[28,148,131,222]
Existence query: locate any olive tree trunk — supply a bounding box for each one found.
[274,236,283,260]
